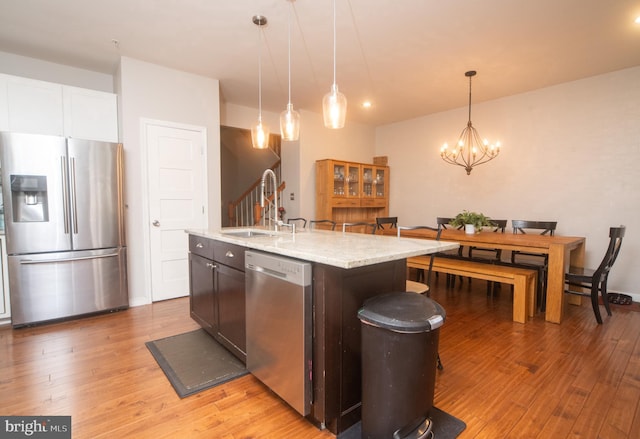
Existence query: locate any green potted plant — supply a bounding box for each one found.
[449,210,495,234]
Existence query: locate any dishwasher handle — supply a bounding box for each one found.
[246,263,288,281]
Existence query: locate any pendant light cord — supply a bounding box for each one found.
[287,2,292,104]
[259,25,263,122]
[332,0,337,87]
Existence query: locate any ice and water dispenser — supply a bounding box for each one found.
[9,174,49,222]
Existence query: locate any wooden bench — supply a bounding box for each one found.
[407,256,537,323]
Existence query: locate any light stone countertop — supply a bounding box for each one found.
[187,227,459,269]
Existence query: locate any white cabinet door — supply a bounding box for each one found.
[63,86,118,142]
[0,74,9,132]
[6,75,64,136]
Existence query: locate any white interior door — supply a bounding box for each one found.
[146,122,207,301]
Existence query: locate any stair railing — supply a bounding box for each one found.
[228,161,284,227]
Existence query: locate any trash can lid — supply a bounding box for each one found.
[357,292,446,333]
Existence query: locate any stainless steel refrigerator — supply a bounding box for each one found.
[0,132,128,327]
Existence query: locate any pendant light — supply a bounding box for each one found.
[251,15,270,149]
[322,0,347,129]
[279,0,300,141]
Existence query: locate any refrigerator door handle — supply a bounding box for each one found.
[70,156,79,234]
[61,156,70,234]
[19,253,119,265]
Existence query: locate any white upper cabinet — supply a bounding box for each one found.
[63,85,118,142]
[0,74,118,142]
[0,75,8,132]
[2,74,64,136]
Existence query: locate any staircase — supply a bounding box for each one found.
[227,160,286,227]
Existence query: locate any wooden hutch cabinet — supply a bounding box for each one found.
[315,159,389,225]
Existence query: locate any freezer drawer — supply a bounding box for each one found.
[8,247,128,327]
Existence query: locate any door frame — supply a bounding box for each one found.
[139,118,208,302]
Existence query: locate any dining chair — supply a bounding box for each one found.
[437,217,469,231]
[468,219,507,261]
[375,216,398,232]
[397,225,442,290]
[435,217,466,287]
[287,217,307,229]
[468,219,508,296]
[565,226,626,324]
[397,224,444,370]
[309,219,336,231]
[342,222,377,234]
[511,220,558,310]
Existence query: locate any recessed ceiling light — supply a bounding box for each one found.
[635,16,640,24]
[362,101,372,109]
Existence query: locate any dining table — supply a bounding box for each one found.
[383,228,586,323]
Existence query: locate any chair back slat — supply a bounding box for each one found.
[596,226,626,276]
[436,217,463,230]
[488,219,507,233]
[512,220,557,236]
[309,219,336,231]
[287,217,307,229]
[375,216,398,231]
[342,222,377,234]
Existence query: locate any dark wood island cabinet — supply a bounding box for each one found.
[188,234,246,363]
[187,229,455,435]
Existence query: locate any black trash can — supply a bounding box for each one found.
[358,291,445,439]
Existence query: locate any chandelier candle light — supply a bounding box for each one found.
[440,70,501,175]
[251,15,270,149]
[322,0,347,129]
[280,0,300,141]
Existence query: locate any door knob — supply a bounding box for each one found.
[152,220,160,227]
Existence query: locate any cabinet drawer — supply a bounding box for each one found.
[189,235,213,259]
[360,198,386,208]
[332,198,360,208]
[213,241,246,271]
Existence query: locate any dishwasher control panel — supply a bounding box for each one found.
[245,251,311,286]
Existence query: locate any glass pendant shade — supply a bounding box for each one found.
[323,83,347,129]
[280,104,300,141]
[251,120,270,149]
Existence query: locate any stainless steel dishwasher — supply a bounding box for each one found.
[245,250,313,416]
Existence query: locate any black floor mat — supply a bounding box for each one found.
[146,329,248,398]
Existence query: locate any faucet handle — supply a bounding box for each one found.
[278,221,295,235]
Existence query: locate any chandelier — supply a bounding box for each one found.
[440,70,501,175]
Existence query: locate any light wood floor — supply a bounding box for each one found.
[1,278,639,438]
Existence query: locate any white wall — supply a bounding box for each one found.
[376,66,640,298]
[117,57,220,306]
[0,51,114,92]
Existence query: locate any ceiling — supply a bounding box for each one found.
[1,0,639,126]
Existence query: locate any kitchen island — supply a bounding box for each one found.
[187,227,457,435]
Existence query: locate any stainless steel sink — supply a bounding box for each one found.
[221,230,275,238]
